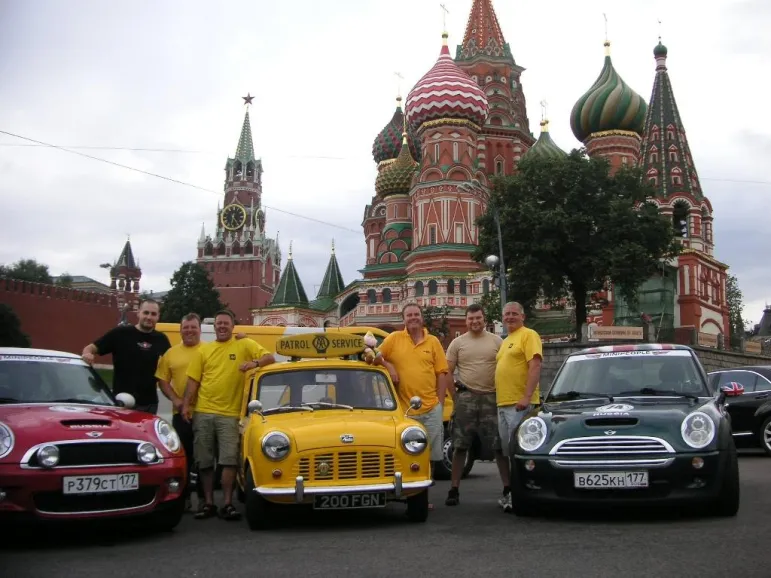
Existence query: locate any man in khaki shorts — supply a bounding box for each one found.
[444,303,506,506]
[182,310,275,521]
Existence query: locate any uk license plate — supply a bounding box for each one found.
[574,471,648,489]
[313,492,387,510]
[63,473,140,495]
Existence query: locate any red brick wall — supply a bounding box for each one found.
[0,279,134,363]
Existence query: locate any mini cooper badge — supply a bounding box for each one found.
[86,431,103,438]
[340,434,354,444]
[317,461,331,475]
[604,430,617,436]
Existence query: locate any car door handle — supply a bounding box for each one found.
[756,394,769,400]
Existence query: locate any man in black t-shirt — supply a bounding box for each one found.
[82,299,171,413]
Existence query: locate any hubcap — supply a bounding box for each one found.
[763,422,771,451]
[442,439,454,471]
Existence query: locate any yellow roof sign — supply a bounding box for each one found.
[275,333,365,358]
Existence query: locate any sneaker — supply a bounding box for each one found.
[445,487,460,506]
[498,493,513,513]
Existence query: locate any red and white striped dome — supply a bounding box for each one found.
[405,34,489,131]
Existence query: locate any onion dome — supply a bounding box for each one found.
[372,96,421,164]
[375,132,419,197]
[570,41,648,143]
[405,33,489,131]
[654,41,668,57]
[522,120,566,161]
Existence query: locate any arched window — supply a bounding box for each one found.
[382,288,392,303]
[414,281,424,297]
[367,289,377,304]
[672,201,690,238]
[447,279,455,294]
[428,280,438,295]
[452,142,459,162]
[459,280,467,295]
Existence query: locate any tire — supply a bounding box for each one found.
[152,497,185,531]
[434,424,475,481]
[713,443,740,517]
[758,415,771,456]
[244,466,274,530]
[406,489,429,523]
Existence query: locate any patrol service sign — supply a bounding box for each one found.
[275,333,366,358]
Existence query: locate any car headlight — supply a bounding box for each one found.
[401,426,427,455]
[154,418,181,453]
[37,444,60,468]
[517,417,548,452]
[681,411,715,449]
[261,431,291,461]
[0,422,14,459]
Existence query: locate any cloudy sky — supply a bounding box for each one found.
[1,0,767,326]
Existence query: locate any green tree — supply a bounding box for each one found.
[1,259,53,284]
[479,288,502,324]
[0,304,31,347]
[726,273,745,348]
[55,272,74,287]
[422,305,450,339]
[475,150,680,337]
[159,261,226,323]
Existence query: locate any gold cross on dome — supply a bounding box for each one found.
[395,71,404,97]
[440,3,450,32]
[540,100,548,122]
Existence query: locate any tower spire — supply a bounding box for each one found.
[317,239,346,300]
[235,95,256,163]
[458,0,508,60]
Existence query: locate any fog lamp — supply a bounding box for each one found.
[410,463,420,472]
[167,478,181,493]
[691,457,704,469]
[525,460,536,471]
[272,469,282,479]
[0,489,6,502]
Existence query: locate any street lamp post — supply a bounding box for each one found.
[485,206,507,338]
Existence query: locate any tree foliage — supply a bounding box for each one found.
[159,261,226,323]
[0,259,53,284]
[475,150,681,336]
[726,274,745,348]
[479,288,502,325]
[55,272,74,288]
[0,304,31,347]
[422,305,451,339]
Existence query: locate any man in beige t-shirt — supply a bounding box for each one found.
[444,303,505,506]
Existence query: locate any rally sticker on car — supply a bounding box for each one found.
[567,349,692,362]
[49,405,89,413]
[0,355,87,365]
[594,403,634,415]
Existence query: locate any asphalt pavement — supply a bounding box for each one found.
[3,450,770,578]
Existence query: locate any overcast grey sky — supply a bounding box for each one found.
[0,0,767,325]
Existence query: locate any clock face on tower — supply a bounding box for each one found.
[221,203,246,230]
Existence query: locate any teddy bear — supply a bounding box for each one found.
[361,331,382,363]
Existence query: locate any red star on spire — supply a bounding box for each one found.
[242,93,254,105]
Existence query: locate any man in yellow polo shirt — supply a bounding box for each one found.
[495,301,543,513]
[156,312,205,511]
[376,302,450,500]
[182,309,275,521]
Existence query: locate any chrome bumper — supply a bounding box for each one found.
[255,472,432,502]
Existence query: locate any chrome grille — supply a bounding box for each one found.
[293,451,398,481]
[22,440,143,469]
[550,436,674,456]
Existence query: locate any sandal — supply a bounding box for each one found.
[219,503,242,521]
[194,503,218,520]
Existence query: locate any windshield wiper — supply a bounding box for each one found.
[618,388,699,401]
[49,398,103,405]
[547,391,615,403]
[301,402,354,411]
[262,405,314,414]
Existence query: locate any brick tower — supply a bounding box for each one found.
[196,95,281,324]
[109,237,141,316]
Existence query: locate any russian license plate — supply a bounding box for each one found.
[63,473,140,495]
[574,471,649,489]
[313,492,387,510]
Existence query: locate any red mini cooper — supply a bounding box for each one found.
[0,347,187,530]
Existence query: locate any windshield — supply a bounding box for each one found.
[547,349,710,401]
[257,368,397,411]
[0,354,115,405]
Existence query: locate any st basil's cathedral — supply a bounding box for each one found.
[201,0,729,344]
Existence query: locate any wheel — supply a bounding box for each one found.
[406,490,429,523]
[152,497,185,531]
[758,415,771,456]
[434,424,475,481]
[244,466,275,530]
[713,443,740,517]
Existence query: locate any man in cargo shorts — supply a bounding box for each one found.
[495,301,543,513]
[444,303,506,506]
[182,310,275,521]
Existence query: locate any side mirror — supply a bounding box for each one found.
[115,392,136,409]
[247,399,264,415]
[405,396,422,417]
[721,382,745,398]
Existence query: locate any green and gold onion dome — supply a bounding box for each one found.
[375,132,419,197]
[522,120,566,161]
[372,96,422,165]
[570,41,647,143]
[654,41,668,57]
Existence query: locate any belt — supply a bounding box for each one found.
[455,382,493,395]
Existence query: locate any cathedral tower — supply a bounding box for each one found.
[455,0,535,174]
[196,95,281,324]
